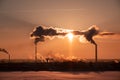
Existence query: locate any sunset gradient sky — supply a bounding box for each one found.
[0,0,120,59]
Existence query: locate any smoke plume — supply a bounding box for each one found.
[34,37,44,44]
[0,48,9,54]
[71,25,115,45]
[31,26,58,37]
[69,25,99,45]
[30,26,68,44]
[99,32,115,36]
[83,25,99,45]
[30,25,116,45]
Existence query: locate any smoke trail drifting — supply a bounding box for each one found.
[34,37,44,44]
[69,25,99,45]
[30,26,69,44]
[99,32,115,36]
[83,25,99,45]
[31,26,57,44]
[31,26,58,37]
[30,25,116,44]
[72,25,115,45]
[0,48,9,54]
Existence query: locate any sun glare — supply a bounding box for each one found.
[67,33,74,41]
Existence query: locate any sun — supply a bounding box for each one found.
[66,33,74,41]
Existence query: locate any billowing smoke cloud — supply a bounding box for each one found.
[31,26,56,44]
[31,26,58,37]
[30,26,67,44]
[66,25,99,45]
[71,25,116,45]
[30,25,116,45]
[84,26,99,45]
[0,48,9,54]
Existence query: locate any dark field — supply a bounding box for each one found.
[0,59,120,71]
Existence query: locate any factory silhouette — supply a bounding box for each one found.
[0,25,119,71]
[30,25,114,62]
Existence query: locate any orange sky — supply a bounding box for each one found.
[0,0,120,59]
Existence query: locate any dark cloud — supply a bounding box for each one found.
[30,25,116,45]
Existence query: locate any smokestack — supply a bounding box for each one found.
[8,54,10,62]
[35,43,37,61]
[34,37,44,61]
[33,37,44,61]
[95,44,97,62]
[0,48,10,62]
[83,25,99,62]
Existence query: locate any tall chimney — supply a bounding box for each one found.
[8,54,10,62]
[95,44,97,62]
[35,44,37,61]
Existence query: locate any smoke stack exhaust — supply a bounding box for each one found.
[0,48,10,62]
[83,25,99,62]
[30,25,116,62]
[34,37,44,61]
